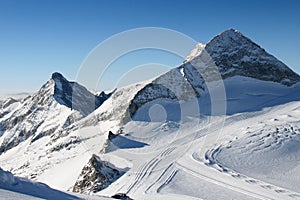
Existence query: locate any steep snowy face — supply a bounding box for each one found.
[51,72,108,116]
[0,72,110,154]
[126,66,205,122]
[201,28,300,85]
[183,42,206,63]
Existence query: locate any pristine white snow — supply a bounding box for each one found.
[183,42,206,63]
[0,168,112,199]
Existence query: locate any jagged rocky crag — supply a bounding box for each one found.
[72,154,123,194]
[51,72,108,116]
[199,29,300,85]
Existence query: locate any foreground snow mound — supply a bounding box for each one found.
[0,168,80,199]
[94,101,300,200]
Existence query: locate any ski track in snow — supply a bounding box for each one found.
[95,99,300,200]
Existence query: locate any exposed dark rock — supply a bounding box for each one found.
[111,193,133,200]
[202,29,300,85]
[108,131,117,141]
[31,126,59,143]
[51,72,109,116]
[126,83,179,122]
[0,111,9,119]
[62,112,83,129]
[97,91,113,100]
[0,121,43,154]
[47,136,81,153]
[72,154,123,194]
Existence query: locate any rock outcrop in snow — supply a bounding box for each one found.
[72,154,123,194]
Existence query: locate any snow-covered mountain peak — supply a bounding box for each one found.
[183,42,206,63]
[0,72,111,154]
[50,72,75,93]
[205,28,260,55]
[51,71,66,81]
[184,28,242,62]
[185,29,300,86]
[213,28,242,41]
[38,72,108,116]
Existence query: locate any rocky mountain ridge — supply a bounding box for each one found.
[0,72,110,154]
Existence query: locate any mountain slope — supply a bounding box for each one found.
[1,29,300,200]
[0,72,110,154]
[72,29,300,199]
[81,28,300,127]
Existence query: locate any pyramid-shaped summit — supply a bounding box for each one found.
[124,29,300,121]
[187,28,300,86]
[0,72,112,154]
[32,72,105,116]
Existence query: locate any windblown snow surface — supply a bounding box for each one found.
[90,77,300,200]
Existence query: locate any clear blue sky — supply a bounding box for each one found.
[0,0,299,94]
